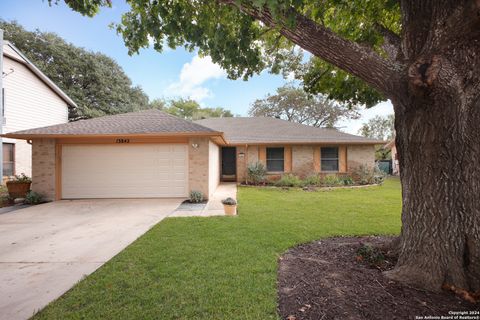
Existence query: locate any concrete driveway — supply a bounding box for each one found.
[0,199,182,320]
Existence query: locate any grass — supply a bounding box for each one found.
[34,178,402,320]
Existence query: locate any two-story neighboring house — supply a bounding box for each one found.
[1,41,76,180]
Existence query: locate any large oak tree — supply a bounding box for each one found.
[54,0,480,292]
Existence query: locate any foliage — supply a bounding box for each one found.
[341,176,355,186]
[322,174,344,187]
[303,174,322,186]
[352,165,386,185]
[359,115,395,141]
[0,20,150,120]
[375,146,392,161]
[32,178,401,319]
[247,162,267,185]
[249,84,359,128]
[55,0,401,109]
[189,190,204,203]
[163,98,233,120]
[25,191,44,205]
[221,197,237,205]
[275,174,303,188]
[10,173,32,183]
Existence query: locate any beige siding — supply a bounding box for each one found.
[208,140,220,198]
[31,139,56,201]
[3,55,68,177]
[347,145,376,170]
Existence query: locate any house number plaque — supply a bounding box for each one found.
[115,138,130,143]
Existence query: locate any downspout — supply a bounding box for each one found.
[0,29,4,183]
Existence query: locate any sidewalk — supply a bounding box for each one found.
[170,183,237,217]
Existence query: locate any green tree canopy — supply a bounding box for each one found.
[358,114,395,141]
[0,20,150,120]
[249,84,359,128]
[51,0,400,109]
[163,98,233,120]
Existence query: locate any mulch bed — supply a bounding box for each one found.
[277,236,479,320]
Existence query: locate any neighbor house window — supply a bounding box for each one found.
[3,143,14,177]
[266,147,284,172]
[321,147,339,171]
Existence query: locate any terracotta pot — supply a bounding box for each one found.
[223,204,237,216]
[6,181,31,199]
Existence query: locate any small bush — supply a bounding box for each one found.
[341,176,354,186]
[25,191,43,205]
[356,244,385,267]
[247,162,267,185]
[189,190,204,203]
[303,174,322,186]
[352,165,386,185]
[221,197,237,205]
[322,174,343,187]
[275,174,303,187]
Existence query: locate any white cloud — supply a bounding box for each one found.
[166,54,226,101]
[338,100,394,135]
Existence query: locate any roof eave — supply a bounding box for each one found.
[225,140,384,145]
[1,131,224,140]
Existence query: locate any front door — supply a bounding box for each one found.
[221,147,236,181]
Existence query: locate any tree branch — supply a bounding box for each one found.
[374,23,402,61]
[219,1,404,98]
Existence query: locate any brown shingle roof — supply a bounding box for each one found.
[195,117,383,144]
[3,109,220,138]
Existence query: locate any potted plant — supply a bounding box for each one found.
[6,173,32,199]
[221,197,237,216]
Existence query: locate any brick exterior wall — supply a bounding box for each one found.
[236,144,376,182]
[347,145,376,170]
[31,139,56,201]
[188,137,211,199]
[292,145,314,178]
[236,146,247,183]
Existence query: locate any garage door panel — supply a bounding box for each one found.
[62,144,188,199]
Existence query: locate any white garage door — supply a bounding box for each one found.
[62,144,188,199]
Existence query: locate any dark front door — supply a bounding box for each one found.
[221,147,236,180]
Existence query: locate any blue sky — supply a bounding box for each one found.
[0,0,393,134]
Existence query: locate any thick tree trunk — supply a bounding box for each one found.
[385,80,480,292]
[224,0,480,293]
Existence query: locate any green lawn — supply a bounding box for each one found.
[34,178,402,320]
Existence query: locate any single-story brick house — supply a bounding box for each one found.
[2,110,381,201]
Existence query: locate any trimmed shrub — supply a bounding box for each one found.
[189,190,204,203]
[275,174,303,187]
[247,162,267,185]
